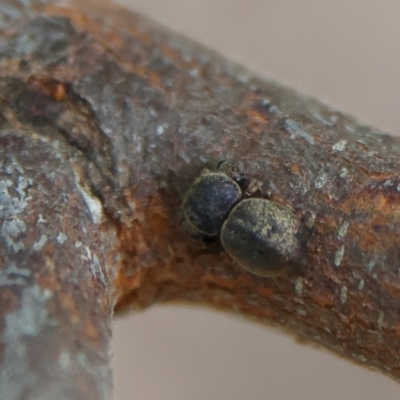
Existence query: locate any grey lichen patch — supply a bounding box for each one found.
[89,252,108,285]
[284,119,314,145]
[332,140,347,151]
[6,15,77,62]
[33,234,47,251]
[367,259,375,272]
[295,277,303,296]
[314,172,329,189]
[0,284,52,399]
[5,157,24,175]
[354,354,368,363]
[82,245,93,261]
[0,176,32,253]
[339,167,349,178]
[269,105,284,117]
[383,179,394,188]
[0,262,31,286]
[78,245,109,286]
[340,286,348,303]
[16,176,32,200]
[337,221,349,239]
[312,112,335,127]
[5,262,31,278]
[179,151,191,164]
[3,218,26,236]
[3,284,52,338]
[345,125,355,133]
[334,246,345,267]
[56,231,68,244]
[37,214,47,224]
[156,124,165,135]
[0,179,14,204]
[1,219,26,252]
[352,271,365,291]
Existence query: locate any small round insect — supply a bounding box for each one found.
[181,162,243,236]
[221,198,307,277]
[181,161,307,277]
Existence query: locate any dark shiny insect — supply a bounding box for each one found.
[221,198,306,276]
[181,171,241,236]
[181,162,307,277]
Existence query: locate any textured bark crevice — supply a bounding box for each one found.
[2,0,400,398]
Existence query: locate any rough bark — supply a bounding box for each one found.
[2,0,400,397]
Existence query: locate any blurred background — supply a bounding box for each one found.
[111,1,400,399]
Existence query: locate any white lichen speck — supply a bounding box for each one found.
[33,234,47,251]
[332,140,347,151]
[335,246,345,267]
[284,119,314,145]
[339,167,349,178]
[315,172,329,189]
[340,286,348,303]
[295,278,303,296]
[56,232,68,244]
[337,221,349,239]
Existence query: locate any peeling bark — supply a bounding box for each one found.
[2,0,400,397]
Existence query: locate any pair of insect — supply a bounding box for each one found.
[181,161,307,277]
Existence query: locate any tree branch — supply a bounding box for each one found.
[2,0,400,397]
